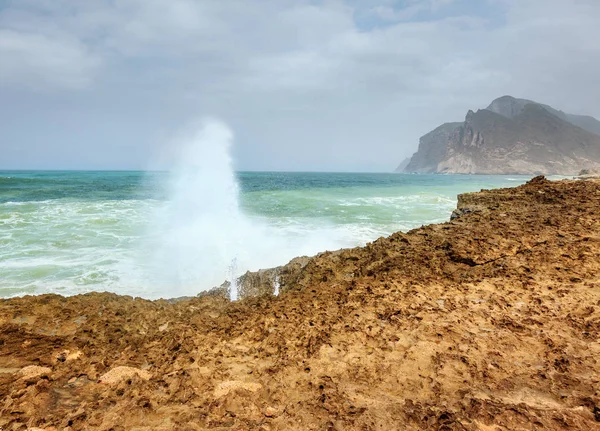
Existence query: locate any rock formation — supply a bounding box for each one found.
[487,95,600,136]
[394,157,412,172]
[403,96,600,174]
[2,177,600,430]
[400,123,461,173]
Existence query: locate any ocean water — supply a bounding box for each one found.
[0,170,535,299]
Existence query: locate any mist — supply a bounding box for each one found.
[142,118,354,298]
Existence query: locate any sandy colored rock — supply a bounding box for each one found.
[18,365,51,380]
[264,406,277,417]
[1,177,600,430]
[55,349,83,363]
[99,366,151,384]
[214,380,263,398]
[66,350,83,361]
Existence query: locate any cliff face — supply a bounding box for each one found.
[403,122,461,173]
[403,96,600,174]
[393,157,411,172]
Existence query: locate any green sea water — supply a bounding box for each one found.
[0,170,536,298]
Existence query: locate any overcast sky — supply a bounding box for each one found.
[0,0,599,171]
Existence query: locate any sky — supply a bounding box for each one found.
[0,0,599,172]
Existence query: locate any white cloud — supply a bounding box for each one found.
[370,0,457,22]
[0,29,99,90]
[0,0,599,170]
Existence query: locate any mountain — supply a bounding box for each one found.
[403,96,600,175]
[399,123,461,173]
[487,96,600,135]
[394,157,413,172]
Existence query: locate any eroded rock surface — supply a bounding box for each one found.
[1,178,600,430]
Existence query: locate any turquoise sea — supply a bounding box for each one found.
[0,171,536,299]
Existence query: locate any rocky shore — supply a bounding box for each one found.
[1,177,600,430]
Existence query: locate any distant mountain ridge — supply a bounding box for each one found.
[399,96,600,175]
[487,96,600,136]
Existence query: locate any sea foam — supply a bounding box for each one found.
[148,119,244,299]
[147,119,338,299]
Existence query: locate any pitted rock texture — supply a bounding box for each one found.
[1,177,600,430]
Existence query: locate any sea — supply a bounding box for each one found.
[0,170,538,299]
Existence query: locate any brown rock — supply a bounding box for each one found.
[18,365,51,381]
[214,380,262,398]
[2,178,600,430]
[99,366,151,384]
[264,406,277,417]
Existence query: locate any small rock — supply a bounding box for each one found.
[264,406,277,417]
[19,365,52,381]
[67,350,83,361]
[55,350,82,363]
[197,366,211,375]
[99,366,151,384]
[214,380,263,398]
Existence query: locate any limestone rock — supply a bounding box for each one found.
[3,179,600,429]
[99,366,151,384]
[18,365,51,381]
[214,380,263,398]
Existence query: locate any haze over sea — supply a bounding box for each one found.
[1,169,538,299]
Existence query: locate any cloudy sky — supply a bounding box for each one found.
[0,0,598,171]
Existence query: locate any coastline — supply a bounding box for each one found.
[1,171,524,299]
[1,176,600,429]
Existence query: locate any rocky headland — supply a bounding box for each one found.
[400,96,600,175]
[2,177,600,430]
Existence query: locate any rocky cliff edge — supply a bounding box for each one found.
[2,177,600,430]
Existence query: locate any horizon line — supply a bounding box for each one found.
[0,168,402,174]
